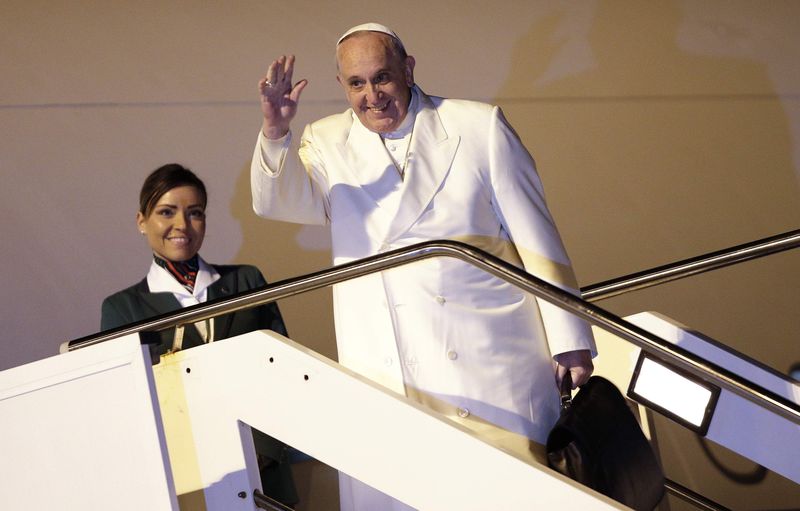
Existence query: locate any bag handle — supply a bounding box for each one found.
[560,371,573,411]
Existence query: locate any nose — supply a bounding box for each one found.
[173,212,188,230]
[366,82,382,104]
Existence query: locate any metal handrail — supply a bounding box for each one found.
[664,479,731,511]
[63,240,800,425]
[253,489,294,511]
[582,229,800,301]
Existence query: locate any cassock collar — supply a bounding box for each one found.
[381,87,418,140]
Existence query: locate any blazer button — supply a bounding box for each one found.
[446,350,458,360]
[457,407,470,418]
[435,295,446,305]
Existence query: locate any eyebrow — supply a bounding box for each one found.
[154,203,205,209]
[345,68,392,83]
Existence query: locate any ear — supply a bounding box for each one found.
[404,56,416,86]
[136,211,146,234]
[335,49,345,89]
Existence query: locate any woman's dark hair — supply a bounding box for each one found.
[139,163,207,217]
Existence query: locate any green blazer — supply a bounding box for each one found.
[101,264,287,355]
[101,263,297,506]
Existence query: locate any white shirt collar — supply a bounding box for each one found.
[381,86,418,140]
[146,255,221,305]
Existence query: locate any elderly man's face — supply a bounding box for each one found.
[336,32,415,134]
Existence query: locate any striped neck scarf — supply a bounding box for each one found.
[154,254,199,293]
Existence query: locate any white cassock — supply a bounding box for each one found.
[251,86,596,510]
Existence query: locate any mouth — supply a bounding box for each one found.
[167,236,191,247]
[366,102,390,114]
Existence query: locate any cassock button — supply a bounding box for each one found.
[435,295,446,305]
[457,407,470,418]
[446,350,458,360]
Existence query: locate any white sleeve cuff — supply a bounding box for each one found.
[257,130,292,175]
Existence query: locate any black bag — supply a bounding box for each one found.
[546,374,665,511]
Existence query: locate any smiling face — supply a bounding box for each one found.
[336,32,415,134]
[137,185,206,262]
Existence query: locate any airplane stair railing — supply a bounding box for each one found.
[581,228,800,302]
[64,237,800,425]
[63,234,800,510]
[576,228,800,510]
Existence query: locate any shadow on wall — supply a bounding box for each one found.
[496,0,798,274]
[497,0,800,371]
[229,162,337,362]
[494,2,800,509]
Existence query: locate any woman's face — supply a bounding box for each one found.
[137,185,206,262]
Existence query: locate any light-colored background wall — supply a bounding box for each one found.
[2,1,798,508]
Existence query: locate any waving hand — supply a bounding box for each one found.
[259,55,308,139]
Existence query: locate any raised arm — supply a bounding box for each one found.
[251,55,328,226]
[258,55,308,139]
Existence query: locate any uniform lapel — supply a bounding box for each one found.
[385,89,460,242]
[137,288,183,318]
[135,286,206,349]
[206,268,236,340]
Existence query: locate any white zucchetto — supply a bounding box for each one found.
[336,22,405,52]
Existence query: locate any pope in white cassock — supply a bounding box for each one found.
[250,22,597,511]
